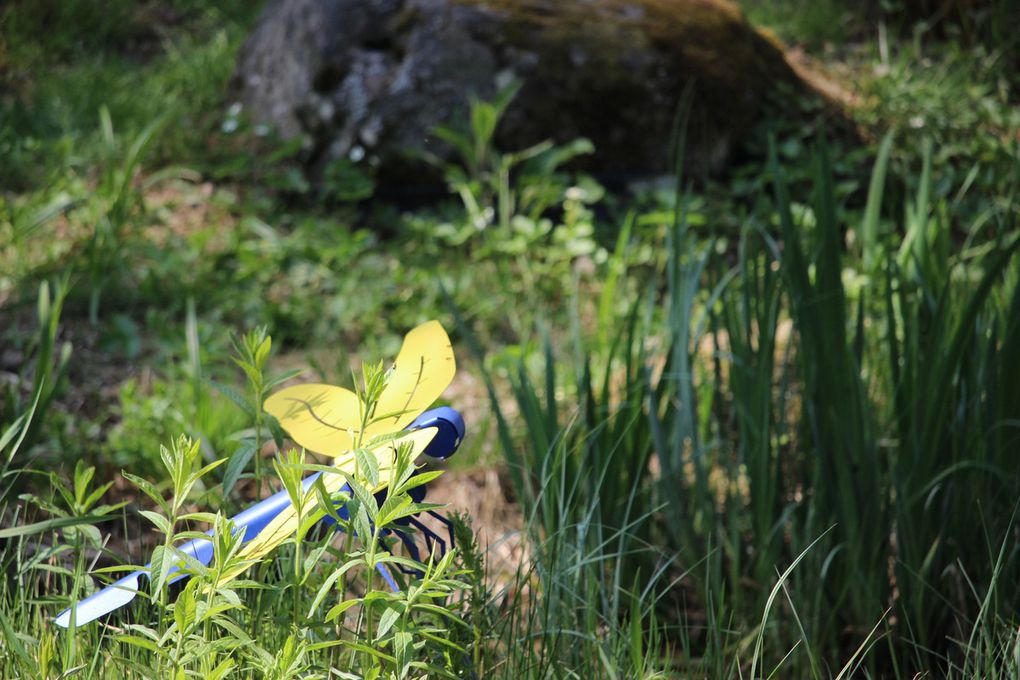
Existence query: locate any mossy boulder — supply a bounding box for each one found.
[233,0,819,189]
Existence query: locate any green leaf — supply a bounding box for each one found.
[82,481,115,513]
[309,562,360,616]
[208,380,256,419]
[192,457,228,483]
[174,582,197,633]
[179,511,219,524]
[149,545,179,597]
[313,476,346,525]
[121,472,169,515]
[255,336,271,368]
[376,554,432,573]
[206,658,236,680]
[343,471,380,518]
[380,500,442,528]
[861,132,893,273]
[264,368,304,392]
[375,605,402,640]
[325,597,362,623]
[115,635,159,653]
[352,506,373,546]
[0,609,34,670]
[93,563,144,576]
[72,461,95,502]
[376,495,412,528]
[354,447,380,487]
[222,440,257,497]
[393,470,443,496]
[0,514,112,539]
[0,412,29,457]
[393,631,413,675]
[138,510,172,536]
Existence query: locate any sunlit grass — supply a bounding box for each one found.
[2,2,1019,675]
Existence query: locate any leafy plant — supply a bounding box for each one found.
[0,276,72,484]
[213,326,297,495]
[425,84,606,288]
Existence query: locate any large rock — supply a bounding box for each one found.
[233,0,815,189]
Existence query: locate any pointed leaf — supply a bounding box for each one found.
[375,605,402,640]
[222,441,257,497]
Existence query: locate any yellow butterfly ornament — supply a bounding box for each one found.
[55,321,464,627]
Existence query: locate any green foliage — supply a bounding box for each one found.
[425,84,606,290]
[742,0,857,48]
[0,278,73,486]
[219,326,295,491]
[3,3,1020,676]
[321,159,376,204]
[106,314,250,480]
[0,343,479,677]
[0,0,256,190]
[856,40,1020,229]
[459,133,1020,675]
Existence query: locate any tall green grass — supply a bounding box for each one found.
[467,136,1020,675]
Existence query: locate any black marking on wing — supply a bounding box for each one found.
[285,397,361,436]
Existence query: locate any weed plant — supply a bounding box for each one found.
[0,321,481,678]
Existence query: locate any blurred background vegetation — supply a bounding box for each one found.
[1,0,1018,677]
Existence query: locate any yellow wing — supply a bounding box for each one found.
[264,383,362,455]
[363,320,456,437]
[215,427,439,587]
[264,321,456,456]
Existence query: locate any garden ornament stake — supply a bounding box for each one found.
[56,321,463,628]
